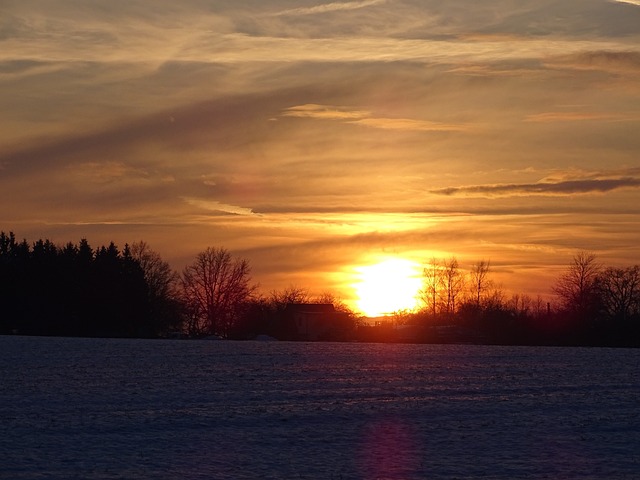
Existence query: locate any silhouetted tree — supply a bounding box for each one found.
[130,241,182,335]
[507,293,533,318]
[0,231,14,257]
[553,251,601,327]
[0,233,181,338]
[442,257,464,319]
[420,257,442,318]
[269,285,311,310]
[6,229,640,346]
[315,292,354,315]
[181,247,256,337]
[597,265,640,323]
[88,241,152,337]
[78,238,93,265]
[0,232,27,333]
[469,259,492,307]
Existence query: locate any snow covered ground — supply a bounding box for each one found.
[1,336,639,479]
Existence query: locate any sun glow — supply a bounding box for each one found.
[354,258,423,317]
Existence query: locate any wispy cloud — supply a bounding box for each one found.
[283,104,468,132]
[353,117,469,132]
[68,162,161,185]
[272,0,386,16]
[546,51,640,74]
[4,17,636,67]
[536,167,640,183]
[182,198,256,216]
[524,112,627,123]
[282,104,370,120]
[611,0,640,6]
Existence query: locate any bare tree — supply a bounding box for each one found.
[508,293,532,317]
[485,287,506,311]
[442,257,465,318]
[181,247,255,337]
[269,285,311,312]
[553,251,601,320]
[597,265,640,322]
[130,241,182,334]
[315,291,354,314]
[532,294,550,320]
[469,259,492,307]
[130,241,179,301]
[420,257,442,317]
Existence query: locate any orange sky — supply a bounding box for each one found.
[2,0,640,313]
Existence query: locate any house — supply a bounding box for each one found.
[283,303,352,341]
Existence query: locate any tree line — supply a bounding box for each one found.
[0,232,354,340]
[395,252,639,346]
[0,232,182,337]
[1,231,638,346]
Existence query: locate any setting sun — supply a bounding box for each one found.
[353,258,423,317]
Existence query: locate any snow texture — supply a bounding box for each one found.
[1,336,639,479]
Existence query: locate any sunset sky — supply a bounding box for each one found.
[2,0,640,314]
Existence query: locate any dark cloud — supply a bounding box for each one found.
[432,177,640,197]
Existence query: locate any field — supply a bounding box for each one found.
[1,336,639,479]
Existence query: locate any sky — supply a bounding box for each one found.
[2,0,640,313]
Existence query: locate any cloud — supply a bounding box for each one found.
[476,1,640,37]
[353,117,469,132]
[445,62,544,78]
[282,104,370,120]
[540,167,640,182]
[611,0,640,6]
[283,104,468,133]
[524,112,628,123]
[546,51,640,74]
[182,198,256,216]
[67,162,165,185]
[1,88,304,174]
[272,0,386,16]
[432,176,640,198]
[3,2,640,72]
[4,16,636,68]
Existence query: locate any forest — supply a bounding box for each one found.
[1,231,639,346]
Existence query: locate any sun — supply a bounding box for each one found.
[353,258,423,317]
